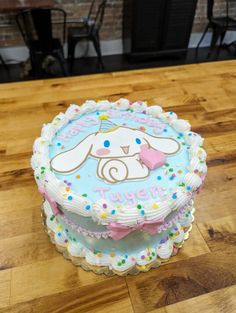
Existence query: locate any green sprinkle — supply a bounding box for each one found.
[82,193,87,197]
[122,259,125,264]
[118,261,122,266]
[169,168,173,172]
[137,204,142,209]
[165,163,169,167]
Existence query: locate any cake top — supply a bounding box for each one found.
[32,99,207,227]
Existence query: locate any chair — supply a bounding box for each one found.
[0,54,9,71]
[16,8,69,78]
[196,0,236,59]
[67,0,107,72]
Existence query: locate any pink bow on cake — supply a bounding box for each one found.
[107,218,164,240]
[38,186,60,216]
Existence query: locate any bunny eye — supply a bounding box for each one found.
[103,140,110,147]
[135,138,141,144]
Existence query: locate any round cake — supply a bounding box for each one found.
[31,98,207,275]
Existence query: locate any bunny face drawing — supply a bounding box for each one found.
[51,120,180,184]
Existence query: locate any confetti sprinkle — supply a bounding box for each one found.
[75,175,81,179]
[152,203,158,209]
[137,204,142,209]
[57,142,61,146]
[99,114,109,120]
[102,203,107,208]
[140,210,145,215]
[67,195,73,201]
[172,193,177,199]
[111,209,116,215]
[157,176,162,180]
[85,204,91,210]
[101,212,107,219]
[178,170,183,174]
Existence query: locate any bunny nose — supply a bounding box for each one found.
[121,145,130,154]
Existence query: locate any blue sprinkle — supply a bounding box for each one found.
[140,210,145,215]
[68,196,73,201]
[186,186,191,190]
[157,176,162,180]
[169,176,174,180]
[178,133,183,137]
[164,129,168,132]
[96,112,100,115]
[85,204,91,210]
[65,229,69,232]
[172,193,177,199]
[111,209,116,215]
[125,254,128,259]
[188,133,192,136]
[57,232,62,237]
[57,142,61,146]
[170,112,173,115]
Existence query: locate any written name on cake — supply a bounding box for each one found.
[94,184,166,206]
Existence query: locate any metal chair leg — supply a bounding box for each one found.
[68,39,77,73]
[56,50,69,76]
[195,23,210,62]
[91,33,104,70]
[207,27,222,59]
[0,54,9,71]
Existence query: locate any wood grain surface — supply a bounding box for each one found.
[0,60,236,313]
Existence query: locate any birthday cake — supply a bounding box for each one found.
[32,99,207,275]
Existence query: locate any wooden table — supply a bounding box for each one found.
[0,61,236,313]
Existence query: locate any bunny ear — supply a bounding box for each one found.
[140,131,180,155]
[50,133,95,173]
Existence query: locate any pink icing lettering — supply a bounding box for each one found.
[150,186,165,197]
[124,192,137,206]
[94,187,110,198]
[136,188,149,200]
[109,192,124,203]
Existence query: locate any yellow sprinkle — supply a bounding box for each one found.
[198,150,202,154]
[116,204,123,209]
[57,224,63,231]
[140,265,146,270]
[178,170,183,174]
[101,212,107,219]
[76,174,81,179]
[152,203,158,209]
[97,253,103,257]
[99,114,109,120]
[110,252,116,257]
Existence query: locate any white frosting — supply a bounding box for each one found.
[32,98,207,227]
[65,104,81,120]
[146,105,163,117]
[157,240,173,259]
[184,173,202,191]
[189,145,207,161]
[184,131,204,146]
[97,100,113,110]
[67,242,85,257]
[131,101,147,112]
[160,111,178,122]
[114,98,130,110]
[80,100,97,113]
[171,119,191,133]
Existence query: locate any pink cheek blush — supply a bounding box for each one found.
[96,148,111,156]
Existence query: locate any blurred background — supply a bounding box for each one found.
[0,0,236,83]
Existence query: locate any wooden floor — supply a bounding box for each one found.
[0,60,236,313]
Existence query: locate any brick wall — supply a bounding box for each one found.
[0,0,235,47]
